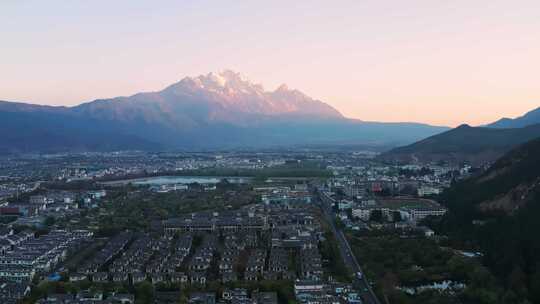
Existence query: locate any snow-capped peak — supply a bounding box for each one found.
[164,70,343,118]
[207,72,227,87]
[178,70,261,94]
[276,84,289,91]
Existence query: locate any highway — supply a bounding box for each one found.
[318,190,381,304]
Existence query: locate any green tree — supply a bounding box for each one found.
[44,216,56,227]
[135,281,154,304]
[508,266,527,297]
[392,211,402,222]
[370,210,383,222]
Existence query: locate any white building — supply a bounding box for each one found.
[407,207,446,221]
[417,186,441,197]
[352,208,371,221]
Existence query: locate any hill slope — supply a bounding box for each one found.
[442,138,540,215]
[432,139,540,303]
[379,123,540,164]
[0,71,448,153]
[487,106,540,128]
[0,101,159,154]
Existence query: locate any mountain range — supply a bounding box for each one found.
[0,70,448,154]
[380,105,540,164]
[442,137,540,215]
[487,106,540,128]
[379,123,540,165]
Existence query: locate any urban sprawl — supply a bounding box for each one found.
[0,151,474,304]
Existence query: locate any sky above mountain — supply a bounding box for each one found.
[1,0,539,127]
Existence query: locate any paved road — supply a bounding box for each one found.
[318,191,380,304]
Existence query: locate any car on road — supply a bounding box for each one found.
[356,271,363,279]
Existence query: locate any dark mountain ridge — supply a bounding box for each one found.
[487,106,540,128]
[0,103,159,154]
[442,138,540,215]
[431,138,540,303]
[379,123,540,165]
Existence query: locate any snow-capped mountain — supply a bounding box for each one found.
[72,70,342,129]
[0,71,449,152]
[164,70,342,119]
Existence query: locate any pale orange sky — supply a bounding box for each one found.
[1,0,539,127]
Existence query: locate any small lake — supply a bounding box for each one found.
[103,176,252,186]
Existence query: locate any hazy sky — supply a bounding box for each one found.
[1,0,539,126]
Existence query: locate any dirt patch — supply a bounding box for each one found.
[478,182,539,214]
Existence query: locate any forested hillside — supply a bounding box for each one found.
[430,139,540,303]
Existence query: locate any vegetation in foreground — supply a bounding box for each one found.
[347,231,521,304]
[427,139,540,303]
